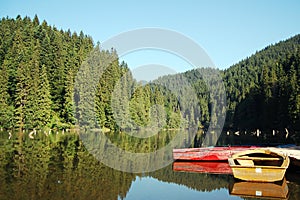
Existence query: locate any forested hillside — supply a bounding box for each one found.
[0,16,183,130]
[74,47,184,130]
[0,15,94,130]
[157,33,300,133]
[223,35,300,131]
[0,16,299,134]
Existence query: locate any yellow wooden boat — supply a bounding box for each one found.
[228,149,290,182]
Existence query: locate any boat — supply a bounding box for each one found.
[228,149,290,182]
[173,146,257,161]
[229,178,289,199]
[173,161,232,174]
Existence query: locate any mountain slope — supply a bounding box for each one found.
[0,16,299,135]
[223,34,300,131]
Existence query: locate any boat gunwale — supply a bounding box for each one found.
[173,146,257,153]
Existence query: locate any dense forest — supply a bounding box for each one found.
[223,36,300,131]
[0,15,94,130]
[0,16,184,131]
[0,16,299,135]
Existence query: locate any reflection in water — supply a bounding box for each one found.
[0,131,300,200]
[0,132,135,200]
[79,129,180,173]
[124,177,237,200]
[229,178,289,199]
[173,161,232,175]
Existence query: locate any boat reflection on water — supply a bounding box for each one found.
[229,178,289,199]
[173,161,232,174]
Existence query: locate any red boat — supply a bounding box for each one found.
[173,146,257,161]
[173,161,232,174]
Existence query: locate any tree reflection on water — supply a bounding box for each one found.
[0,131,299,200]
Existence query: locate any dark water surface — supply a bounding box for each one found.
[0,130,299,200]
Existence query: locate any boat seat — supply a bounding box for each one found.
[236,159,254,166]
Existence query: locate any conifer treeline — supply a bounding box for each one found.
[0,15,94,130]
[223,35,300,131]
[0,16,299,133]
[0,16,184,130]
[74,46,184,130]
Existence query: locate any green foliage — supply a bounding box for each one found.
[223,34,300,131]
[0,63,14,128]
[0,16,299,133]
[0,16,93,130]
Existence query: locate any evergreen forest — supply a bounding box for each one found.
[0,16,299,137]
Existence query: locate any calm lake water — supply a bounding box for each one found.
[0,130,299,200]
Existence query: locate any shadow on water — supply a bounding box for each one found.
[0,130,300,200]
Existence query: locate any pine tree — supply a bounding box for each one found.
[25,40,41,129]
[48,29,66,117]
[63,69,76,125]
[129,84,145,128]
[288,65,300,125]
[149,86,166,129]
[111,68,134,129]
[0,62,14,128]
[14,29,30,131]
[35,64,52,128]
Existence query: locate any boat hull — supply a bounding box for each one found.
[229,164,287,182]
[173,146,257,161]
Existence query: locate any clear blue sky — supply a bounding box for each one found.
[1,0,300,71]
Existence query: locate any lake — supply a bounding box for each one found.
[0,130,299,200]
